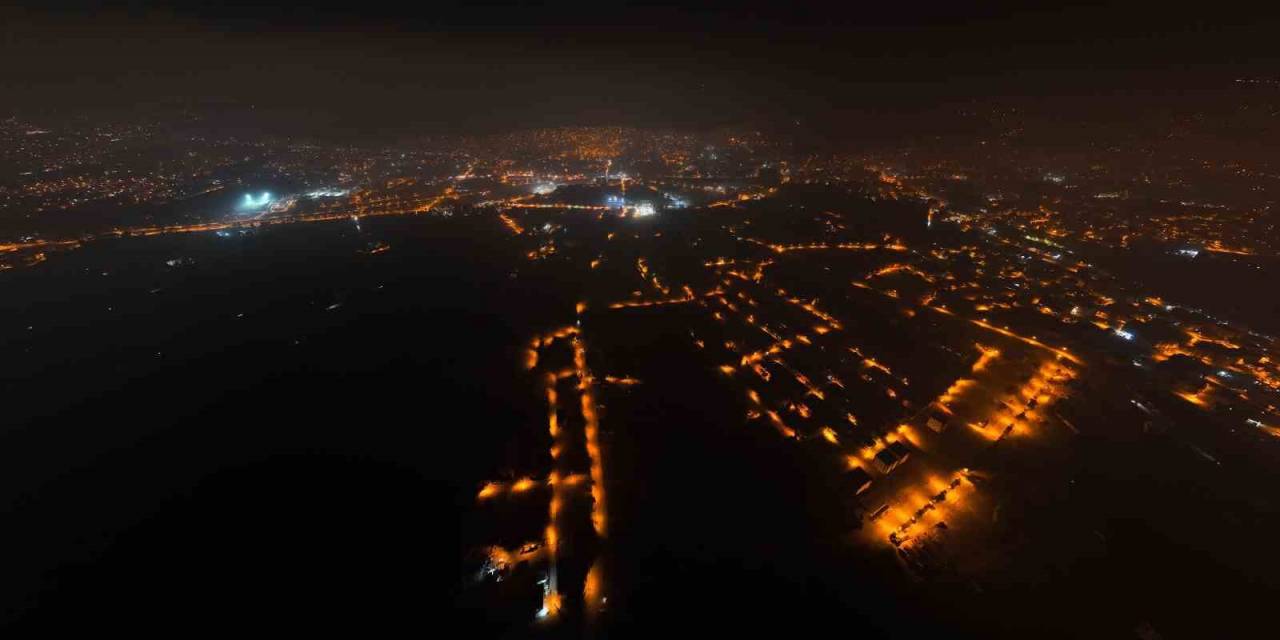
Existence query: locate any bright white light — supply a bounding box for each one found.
[307,188,349,198]
[239,191,273,211]
[1114,328,1134,341]
[632,202,656,217]
[533,183,556,195]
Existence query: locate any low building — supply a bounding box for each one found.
[873,448,899,474]
[847,466,873,495]
[887,441,912,466]
[926,409,950,433]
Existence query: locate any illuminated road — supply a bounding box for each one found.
[0,192,455,269]
[475,314,612,625]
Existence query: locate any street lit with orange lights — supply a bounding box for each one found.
[8,120,1280,638]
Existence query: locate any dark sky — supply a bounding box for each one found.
[4,2,1279,138]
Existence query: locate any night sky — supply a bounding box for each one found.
[4,2,1279,138]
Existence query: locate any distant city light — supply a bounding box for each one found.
[1114,328,1135,341]
[632,202,656,217]
[306,188,349,198]
[239,191,272,210]
[533,183,557,195]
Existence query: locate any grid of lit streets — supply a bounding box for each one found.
[465,167,1278,630]
[4,122,1280,633]
[473,317,609,626]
